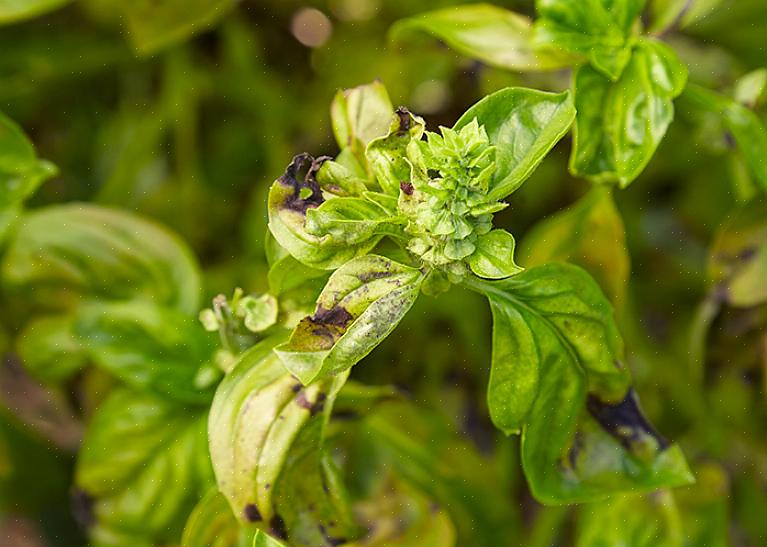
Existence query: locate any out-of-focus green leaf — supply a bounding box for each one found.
[576,491,682,547]
[181,488,253,547]
[0,0,71,25]
[708,198,767,308]
[465,264,692,502]
[76,388,208,543]
[209,336,356,543]
[123,0,236,55]
[734,68,767,108]
[390,4,574,72]
[275,255,423,385]
[252,530,287,547]
[520,186,629,304]
[454,87,576,200]
[16,314,88,383]
[73,300,216,404]
[570,39,687,187]
[1,203,202,313]
[534,0,645,80]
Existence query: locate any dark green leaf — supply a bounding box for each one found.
[275,255,423,385]
[570,39,687,187]
[390,4,574,72]
[1,203,202,313]
[454,87,576,200]
[74,300,216,404]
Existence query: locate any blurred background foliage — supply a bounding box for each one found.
[1,0,767,545]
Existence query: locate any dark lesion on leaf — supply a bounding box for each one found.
[586,388,670,452]
[243,503,262,522]
[70,488,95,529]
[279,153,328,214]
[295,389,328,416]
[270,513,288,540]
[319,523,347,546]
[395,107,412,133]
[399,180,414,195]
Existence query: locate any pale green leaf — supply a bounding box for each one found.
[366,108,425,196]
[468,229,523,279]
[0,0,71,25]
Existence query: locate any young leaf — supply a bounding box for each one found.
[74,300,216,404]
[366,107,425,196]
[389,4,574,72]
[76,389,208,542]
[464,264,692,502]
[468,229,523,279]
[520,185,629,304]
[454,87,576,200]
[534,0,645,80]
[1,203,202,313]
[305,197,404,245]
[268,154,383,269]
[275,255,423,385]
[181,488,254,547]
[570,39,688,187]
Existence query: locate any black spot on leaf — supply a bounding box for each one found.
[587,388,669,451]
[279,153,326,214]
[243,503,262,522]
[400,181,414,195]
[270,514,288,540]
[395,106,412,133]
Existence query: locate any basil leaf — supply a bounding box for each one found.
[268,155,383,269]
[209,336,355,543]
[330,81,394,171]
[366,108,425,196]
[468,229,523,279]
[534,0,645,80]
[0,110,56,244]
[76,389,208,543]
[253,530,287,547]
[181,488,254,547]
[16,314,88,383]
[465,264,692,501]
[520,186,629,304]
[74,300,216,404]
[708,197,767,308]
[275,255,423,385]
[267,254,327,298]
[734,68,767,108]
[570,39,687,187]
[454,87,575,200]
[576,491,682,547]
[1,203,202,313]
[0,0,71,24]
[305,197,404,245]
[124,0,236,55]
[390,4,574,73]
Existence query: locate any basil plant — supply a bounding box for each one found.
[202,81,693,545]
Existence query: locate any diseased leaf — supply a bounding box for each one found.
[253,530,287,547]
[209,336,356,544]
[366,108,425,196]
[275,255,423,385]
[305,197,404,245]
[73,300,216,404]
[181,488,253,547]
[454,87,575,200]
[1,203,202,313]
[76,389,208,542]
[268,154,383,269]
[520,186,629,304]
[534,0,645,80]
[16,314,88,383]
[570,39,687,187]
[124,0,236,55]
[465,264,692,502]
[389,4,574,72]
[0,0,71,24]
[468,229,523,279]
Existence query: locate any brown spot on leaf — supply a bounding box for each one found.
[312,305,353,326]
[395,107,411,133]
[243,504,261,522]
[279,153,325,214]
[400,181,414,195]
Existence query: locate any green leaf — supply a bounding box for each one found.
[123,0,236,55]
[534,0,645,80]
[520,186,629,304]
[576,491,682,546]
[181,488,254,547]
[76,388,208,542]
[268,155,383,269]
[708,197,767,308]
[331,81,394,171]
[16,314,88,383]
[570,39,687,187]
[454,87,575,200]
[305,197,404,245]
[253,530,287,547]
[275,255,423,385]
[267,254,328,298]
[74,300,216,404]
[389,3,574,72]
[734,68,767,108]
[0,0,71,25]
[1,203,202,313]
[209,335,355,543]
[464,265,692,502]
[468,229,523,279]
[366,108,425,196]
